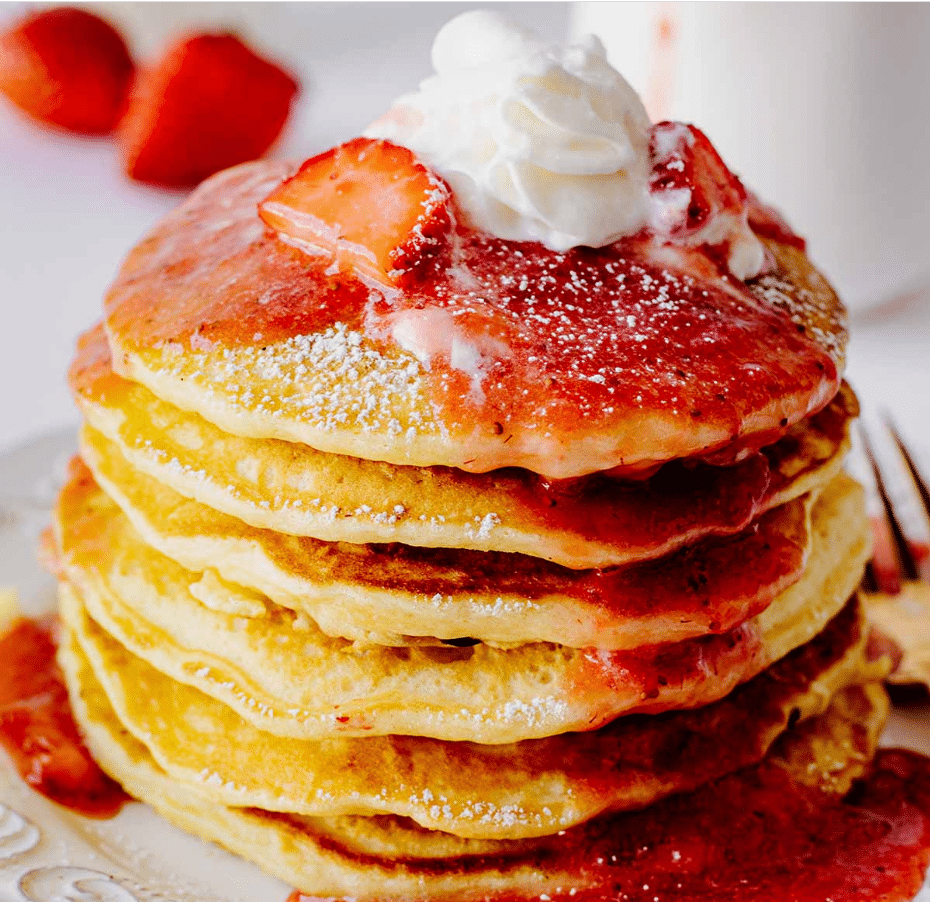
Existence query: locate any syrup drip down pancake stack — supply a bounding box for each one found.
[48,13,924,902]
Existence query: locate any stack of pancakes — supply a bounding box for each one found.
[52,161,883,899]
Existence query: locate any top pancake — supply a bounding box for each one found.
[71,324,855,570]
[102,161,847,479]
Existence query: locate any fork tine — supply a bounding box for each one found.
[860,422,921,584]
[884,416,930,527]
[884,415,930,582]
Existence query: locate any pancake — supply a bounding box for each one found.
[60,616,888,901]
[71,324,855,570]
[769,672,889,797]
[101,161,846,479]
[54,468,869,743]
[74,445,814,649]
[39,12,909,897]
[59,582,883,841]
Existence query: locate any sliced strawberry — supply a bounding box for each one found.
[121,33,298,190]
[746,189,806,250]
[0,7,134,134]
[649,122,747,238]
[259,137,454,288]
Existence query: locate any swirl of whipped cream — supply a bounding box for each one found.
[365,10,653,251]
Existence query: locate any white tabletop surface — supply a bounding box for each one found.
[0,2,569,455]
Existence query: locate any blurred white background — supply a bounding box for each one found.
[575,2,930,314]
[0,2,569,453]
[0,2,928,458]
[573,2,930,472]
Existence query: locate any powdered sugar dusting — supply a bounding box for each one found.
[154,323,441,441]
[180,654,574,739]
[750,273,846,360]
[403,787,577,832]
[107,155,846,477]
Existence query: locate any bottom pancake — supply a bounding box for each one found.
[59,612,889,901]
[58,582,883,840]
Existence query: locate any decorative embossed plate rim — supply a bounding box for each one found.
[1,428,928,902]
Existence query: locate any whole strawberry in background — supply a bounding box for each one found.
[0,6,134,134]
[0,7,300,192]
[121,33,299,189]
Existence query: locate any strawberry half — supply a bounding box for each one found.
[746,190,806,251]
[121,33,298,190]
[0,7,134,134]
[649,122,747,239]
[259,137,454,288]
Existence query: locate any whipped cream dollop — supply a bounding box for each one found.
[365,10,764,279]
[365,10,652,252]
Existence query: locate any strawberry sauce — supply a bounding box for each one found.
[3,621,923,898]
[561,748,930,902]
[103,126,845,477]
[0,617,129,817]
[69,322,853,579]
[288,749,930,902]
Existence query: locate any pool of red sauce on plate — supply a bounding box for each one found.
[103,138,839,476]
[289,749,930,902]
[0,616,129,818]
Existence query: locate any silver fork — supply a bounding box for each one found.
[856,416,930,694]
[859,417,930,595]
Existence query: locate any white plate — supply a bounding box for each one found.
[0,429,290,902]
[1,430,928,902]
